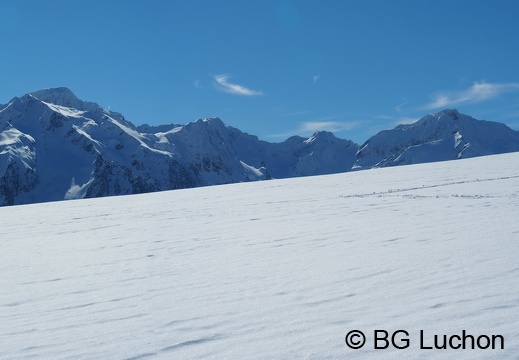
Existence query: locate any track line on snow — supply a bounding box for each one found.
[339,175,519,199]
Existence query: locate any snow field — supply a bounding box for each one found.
[1,152,518,359]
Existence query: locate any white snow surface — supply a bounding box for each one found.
[1,153,518,359]
[41,101,87,118]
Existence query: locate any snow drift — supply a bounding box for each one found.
[1,152,518,359]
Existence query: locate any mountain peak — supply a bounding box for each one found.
[304,130,337,144]
[313,130,337,139]
[436,109,460,120]
[354,108,519,170]
[400,109,463,130]
[185,117,227,131]
[198,117,225,126]
[29,87,82,108]
[416,109,461,124]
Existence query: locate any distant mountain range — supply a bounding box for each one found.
[1,87,518,206]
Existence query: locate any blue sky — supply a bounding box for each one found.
[1,0,519,144]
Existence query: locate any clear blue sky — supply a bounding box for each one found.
[1,0,519,144]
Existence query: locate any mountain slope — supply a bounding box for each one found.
[0,88,359,206]
[0,88,193,205]
[354,109,519,169]
[1,152,518,359]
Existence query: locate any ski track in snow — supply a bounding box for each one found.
[1,153,519,359]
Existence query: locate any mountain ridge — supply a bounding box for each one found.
[0,88,358,206]
[1,87,518,206]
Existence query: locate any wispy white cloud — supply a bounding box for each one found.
[193,80,202,89]
[395,116,419,125]
[266,117,361,140]
[313,75,320,84]
[372,114,419,128]
[299,120,360,134]
[394,98,408,113]
[213,74,263,96]
[424,81,519,110]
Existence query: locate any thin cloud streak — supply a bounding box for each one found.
[300,121,360,134]
[424,81,519,110]
[394,98,409,113]
[266,119,362,140]
[395,117,419,126]
[213,74,263,96]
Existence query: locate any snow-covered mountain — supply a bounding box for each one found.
[2,88,519,206]
[354,109,519,169]
[0,88,358,206]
